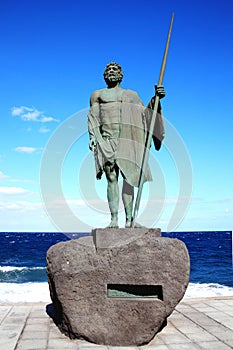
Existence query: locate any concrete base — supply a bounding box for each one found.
[92,227,161,249]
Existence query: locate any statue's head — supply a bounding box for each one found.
[103,62,123,86]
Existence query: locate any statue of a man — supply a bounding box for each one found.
[88,62,165,228]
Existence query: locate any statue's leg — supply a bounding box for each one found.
[122,179,145,228]
[122,179,134,228]
[104,163,119,228]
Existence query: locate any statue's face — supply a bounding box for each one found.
[104,63,123,85]
[104,65,120,82]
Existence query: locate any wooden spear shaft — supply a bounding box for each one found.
[131,13,174,227]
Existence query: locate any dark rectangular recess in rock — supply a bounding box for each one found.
[107,284,163,300]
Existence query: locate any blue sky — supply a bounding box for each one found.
[0,0,232,232]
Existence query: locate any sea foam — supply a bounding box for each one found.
[0,282,233,303]
[185,282,233,298]
[0,282,51,302]
[0,265,44,272]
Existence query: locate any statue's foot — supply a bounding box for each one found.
[125,220,145,228]
[125,220,131,228]
[106,220,119,229]
[134,222,146,228]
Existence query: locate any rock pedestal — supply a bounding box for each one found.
[46,228,190,346]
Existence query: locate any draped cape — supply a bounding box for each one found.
[88,89,164,187]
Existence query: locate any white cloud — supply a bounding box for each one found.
[11,106,31,116]
[0,200,39,210]
[14,146,39,154]
[40,116,56,123]
[21,110,41,121]
[0,187,29,195]
[11,106,59,123]
[0,171,9,180]
[215,198,233,203]
[38,126,50,133]
[0,199,58,231]
[0,170,34,184]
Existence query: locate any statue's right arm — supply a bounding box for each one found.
[90,90,100,106]
[88,90,101,151]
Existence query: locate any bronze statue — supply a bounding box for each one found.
[88,62,165,228]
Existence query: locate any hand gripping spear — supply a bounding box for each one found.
[131,13,174,228]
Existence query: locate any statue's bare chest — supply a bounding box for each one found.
[98,88,123,104]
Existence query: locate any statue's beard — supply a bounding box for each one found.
[105,74,120,83]
[104,73,123,87]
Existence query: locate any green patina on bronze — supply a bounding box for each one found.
[107,284,163,299]
[87,14,175,229]
[88,14,175,229]
[108,290,159,299]
[88,64,165,229]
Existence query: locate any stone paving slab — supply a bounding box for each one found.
[0,297,233,350]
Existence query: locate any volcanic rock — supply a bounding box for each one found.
[46,228,190,345]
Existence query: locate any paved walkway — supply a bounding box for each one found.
[0,297,233,350]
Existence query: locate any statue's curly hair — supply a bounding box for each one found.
[103,62,123,84]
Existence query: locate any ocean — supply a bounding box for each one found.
[0,231,233,302]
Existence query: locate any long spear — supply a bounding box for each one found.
[131,13,174,227]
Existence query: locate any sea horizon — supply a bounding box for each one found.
[0,230,232,303]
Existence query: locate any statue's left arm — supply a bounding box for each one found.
[146,85,166,151]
